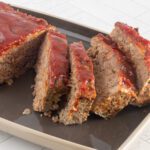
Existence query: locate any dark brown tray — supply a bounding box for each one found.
[0,7,150,150]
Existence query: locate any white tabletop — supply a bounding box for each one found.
[0,130,49,150]
[0,0,150,149]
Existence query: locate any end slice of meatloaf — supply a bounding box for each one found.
[59,42,96,125]
[110,22,150,106]
[0,2,48,84]
[88,33,137,118]
[33,30,69,112]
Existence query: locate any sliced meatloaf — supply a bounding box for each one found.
[0,2,48,84]
[88,33,137,118]
[110,22,150,106]
[59,42,96,125]
[33,30,69,112]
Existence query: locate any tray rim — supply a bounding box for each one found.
[119,113,150,150]
[0,117,95,150]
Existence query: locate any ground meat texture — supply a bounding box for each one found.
[110,22,150,106]
[0,2,48,84]
[88,33,137,118]
[59,42,96,125]
[33,30,69,112]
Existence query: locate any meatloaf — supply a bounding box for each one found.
[59,42,96,125]
[33,30,69,112]
[0,2,48,84]
[110,22,150,106]
[88,33,137,118]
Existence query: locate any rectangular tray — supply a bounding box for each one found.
[0,6,150,150]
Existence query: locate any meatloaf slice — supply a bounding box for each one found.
[110,22,150,106]
[0,2,48,84]
[33,30,69,112]
[88,33,137,118]
[59,42,96,125]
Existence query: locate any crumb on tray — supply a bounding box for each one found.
[44,111,52,117]
[52,116,59,123]
[22,108,31,115]
[6,79,13,86]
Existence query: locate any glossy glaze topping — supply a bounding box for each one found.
[0,2,48,55]
[48,31,69,89]
[70,42,96,99]
[115,22,150,71]
[115,22,149,46]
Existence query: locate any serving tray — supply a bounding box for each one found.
[0,6,150,150]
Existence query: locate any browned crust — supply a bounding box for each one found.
[33,30,69,112]
[59,42,96,125]
[0,30,46,84]
[92,92,132,118]
[88,34,137,118]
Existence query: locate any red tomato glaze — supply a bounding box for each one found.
[0,2,47,55]
[48,31,69,89]
[70,42,96,99]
